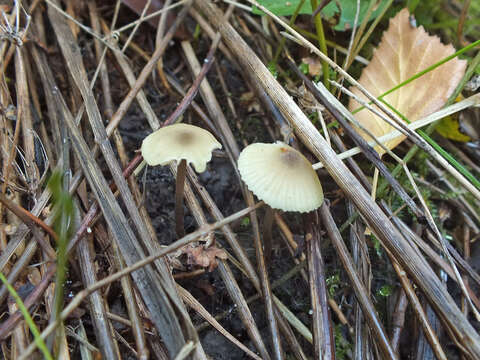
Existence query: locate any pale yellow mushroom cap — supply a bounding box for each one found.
[238,142,324,212]
[141,123,222,173]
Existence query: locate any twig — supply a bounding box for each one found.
[341,0,360,73]
[75,201,120,359]
[0,192,57,243]
[305,211,335,359]
[121,0,153,52]
[163,43,217,127]
[391,290,407,353]
[388,255,448,360]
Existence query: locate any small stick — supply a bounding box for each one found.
[371,167,379,201]
[262,206,275,265]
[155,0,173,91]
[0,192,57,242]
[15,45,37,193]
[8,299,28,357]
[162,43,217,127]
[121,0,153,52]
[389,256,448,360]
[456,0,471,44]
[461,224,471,316]
[76,205,120,359]
[305,211,335,359]
[391,290,408,353]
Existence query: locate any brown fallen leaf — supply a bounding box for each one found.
[348,8,467,154]
[183,244,228,272]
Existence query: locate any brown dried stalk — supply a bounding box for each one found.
[305,212,335,359]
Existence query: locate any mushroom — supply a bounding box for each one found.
[238,141,324,212]
[238,141,324,258]
[141,123,221,237]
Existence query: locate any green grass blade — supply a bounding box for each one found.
[379,98,480,190]
[0,272,53,360]
[418,128,480,187]
[310,0,329,89]
[47,171,75,356]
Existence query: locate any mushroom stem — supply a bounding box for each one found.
[175,159,187,238]
[262,206,275,265]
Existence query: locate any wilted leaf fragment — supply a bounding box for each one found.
[183,244,228,272]
[349,9,467,154]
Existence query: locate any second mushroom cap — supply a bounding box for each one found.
[238,142,324,212]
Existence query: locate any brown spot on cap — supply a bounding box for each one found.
[141,123,222,172]
[280,147,301,168]
[176,130,194,145]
